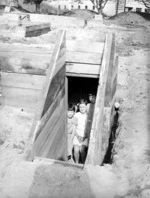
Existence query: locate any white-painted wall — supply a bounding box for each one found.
[125,0,148,12]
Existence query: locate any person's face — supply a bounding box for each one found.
[89,94,96,103]
[79,104,87,114]
[67,110,75,118]
[89,95,93,102]
[91,95,96,103]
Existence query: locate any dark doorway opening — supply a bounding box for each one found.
[68,76,98,105]
[67,76,98,164]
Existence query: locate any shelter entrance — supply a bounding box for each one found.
[67,76,98,105]
[67,76,99,163]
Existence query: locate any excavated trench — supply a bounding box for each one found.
[102,108,120,165]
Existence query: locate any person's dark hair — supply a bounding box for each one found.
[79,99,87,105]
[68,103,76,112]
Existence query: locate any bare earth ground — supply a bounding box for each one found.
[0,11,150,198]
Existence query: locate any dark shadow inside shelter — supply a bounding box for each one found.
[67,76,98,164]
[68,77,98,105]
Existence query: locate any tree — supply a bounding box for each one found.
[90,0,108,14]
[23,0,108,15]
[23,0,43,12]
[135,0,150,8]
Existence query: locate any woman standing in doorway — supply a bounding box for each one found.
[73,99,88,164]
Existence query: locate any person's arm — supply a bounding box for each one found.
[70,124,77,142]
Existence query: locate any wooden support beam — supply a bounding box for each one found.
[26,30,67,161]
[104,34,118,107]
[85,33,114,165]
[66,63,100,77]
[34,157,84,169]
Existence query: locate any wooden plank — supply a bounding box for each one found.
[0,56,49,75]
[66,63,100,76]
[0,43,54,54]
[25,23,51,31]
[42,66,65,118]
[65,77,68,157]
[34,157,84,169]
[104,34,116,107]
[101,107,112,161]
[66,41,104,53]
[0,50,52,59]
[26,79,65,161]
[0,51,102,66]
[0,41,104,56]
[1,61,101,77]
[85,33,113,165]
[52,54,65,77]
[34,94,65,160]
[111,75,117,103]
[2,86,41,110]
[67,52,102,64]
[35,87,65,140]
[0,40,103,71]
[41,110,65,159]
[26,30,67,161]
[1,72,45,90]
[40,35,66,118]
[66,73,99,78]
[33,97,65,158]
[0,40,104,54]
[111,56,118,103]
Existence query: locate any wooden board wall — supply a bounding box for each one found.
[26,30,67,161]
[104,34,118,107]
[0,41,104,77]
[1,72,45,111]
[85,33,115,165]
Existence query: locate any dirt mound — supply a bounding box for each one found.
[40,1,95,20]
[105,11,149,27]
[60,9,95,20]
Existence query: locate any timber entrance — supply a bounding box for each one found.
[0,29,118,166]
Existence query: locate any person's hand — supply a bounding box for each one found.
[77,135,83,142]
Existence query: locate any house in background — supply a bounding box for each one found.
[117,0,150,14]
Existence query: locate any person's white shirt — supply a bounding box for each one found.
[74,112,87,137]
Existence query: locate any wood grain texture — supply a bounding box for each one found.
[35,87,65,140]
[42,66,65,116]
[0,40,103,74]
[1,72,45,110]
[0,51,102,68]
[2,86,41,110]
[111,56,118,102]
[26,30,67,161]
[66,63,100,76]
[34,157,84,169]
[66,41,104,53]
[101,107,112,160]
[1,62,101,77]
[1,72,45,90]
[33,95,65,159]
[104,34,116,107]
[85,33,114,165]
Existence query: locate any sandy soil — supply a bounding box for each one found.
[0,105,34,197]
[28,23,150,198]
[0,11,150,198]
